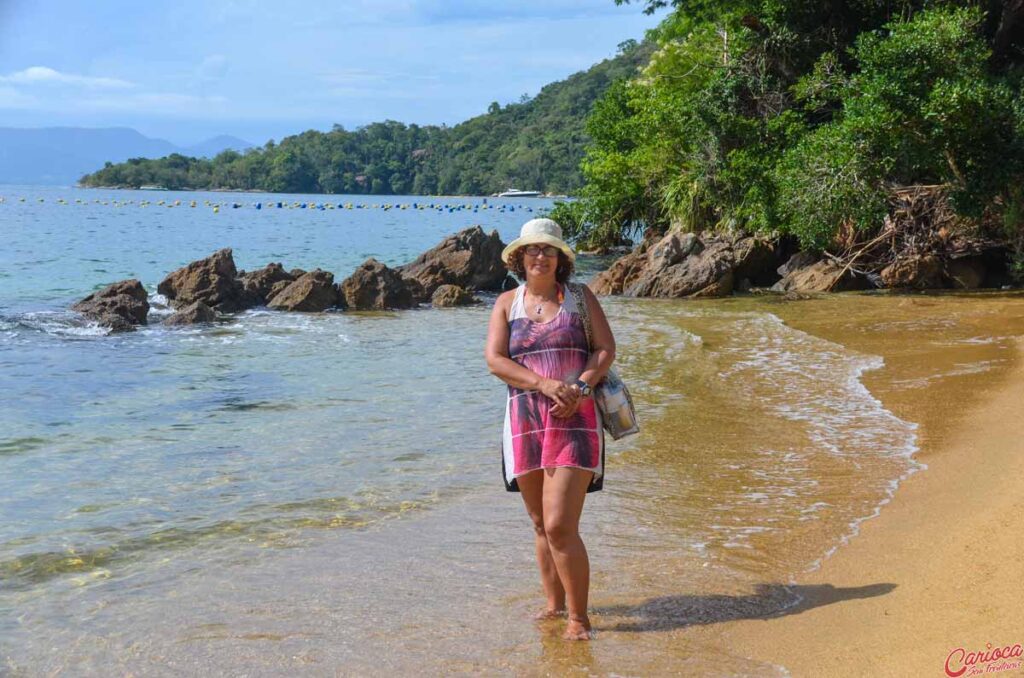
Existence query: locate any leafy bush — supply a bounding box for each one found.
[570,2,1024,250]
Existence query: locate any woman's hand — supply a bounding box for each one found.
[540,378,579,414]
[551,397,580,419]
[548,380,583,419]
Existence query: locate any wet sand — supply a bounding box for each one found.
[723,334,1024,675]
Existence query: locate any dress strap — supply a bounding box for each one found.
[508,283,527,322]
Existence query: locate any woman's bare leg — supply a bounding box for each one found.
[542,467,595,640]
[517,469,566,618]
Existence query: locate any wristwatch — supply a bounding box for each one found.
[574,378,592,397]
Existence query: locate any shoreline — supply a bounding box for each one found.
[722,337,1024,676]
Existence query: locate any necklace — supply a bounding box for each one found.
[527,284,563,317]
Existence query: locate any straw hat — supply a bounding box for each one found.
[501,218,576,264]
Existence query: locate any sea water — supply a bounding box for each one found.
[3,186,1023,675]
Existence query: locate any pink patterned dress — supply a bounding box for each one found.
[501,282,605,493]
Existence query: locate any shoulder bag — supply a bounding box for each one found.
[567,282,640,440]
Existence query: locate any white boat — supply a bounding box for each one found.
[497,188,542,198]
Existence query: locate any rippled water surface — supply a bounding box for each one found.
[3,186,1024,675]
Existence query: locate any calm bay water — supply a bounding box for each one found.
[3,185,1023,675]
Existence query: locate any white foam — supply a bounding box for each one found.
[714,311,923,574]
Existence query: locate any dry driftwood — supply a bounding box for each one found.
[823,184,1004,287]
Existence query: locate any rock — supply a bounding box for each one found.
[396,226,507,300]
[267,269,339,312]
[239,263,294,306]
[880,254,943,289]
[266,280,292,304]
[71,279,150,332]
[157,248,248,312]
[431,284,476,307]
[776,251,819,278]
[591,231,785,298]
[501,274,519,292]
[946,257,987,289]
[340,258,415,310]
[288,268,307,279]
[628,238,736,297]
[647,232,701,271]
[163,300,218,326]
[589,248,648,295]
[733,237,779,286]
[400,275,428,305]
[772,259,871,293]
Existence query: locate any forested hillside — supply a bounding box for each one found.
[79,40,652,196]
[555,0,1024,269]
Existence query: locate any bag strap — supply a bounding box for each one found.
[568,282,594,352]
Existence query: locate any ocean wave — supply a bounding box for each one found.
[715,311,923,576]
[0,311,112,339]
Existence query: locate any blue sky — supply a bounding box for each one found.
[0,1,663,146]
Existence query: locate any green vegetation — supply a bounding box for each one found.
[560,1,1024,253]
[80,40,652,196]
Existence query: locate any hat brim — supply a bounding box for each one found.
[501,234,576,264]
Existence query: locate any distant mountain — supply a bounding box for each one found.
[0,127,252,185]
[184,134,254,159]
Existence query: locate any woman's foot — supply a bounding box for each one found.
[533,606,567,621]
[563,614,593,640]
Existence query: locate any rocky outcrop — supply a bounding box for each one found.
[734,237,782,287]
[267,279,293,304]
[880,254,943,289]
[591,232,781,298]
[239,263,295,306]
[163,300,218,326]
[771,257,872,293]
[339,258,415,310]
[157,248,248,312]
[71,279,150,332]
[431,284,475,307]
[267,269,339,312]
[396,226,507,302]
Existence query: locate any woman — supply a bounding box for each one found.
[484,217,616,641]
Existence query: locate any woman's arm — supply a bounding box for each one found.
[484,292,578,409]
[577,285,616,389]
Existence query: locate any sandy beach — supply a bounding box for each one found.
[723,337,1024,677]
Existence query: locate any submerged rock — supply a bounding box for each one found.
[267,269,339,312]
[163,300,218,326]
[339,258,415,310]
[71,278,150,332]
[157,248,248,312]
[396,226,507,302]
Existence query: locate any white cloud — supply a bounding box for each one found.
[0,66,134,89]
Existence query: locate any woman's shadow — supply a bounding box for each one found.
[595,582,896,632]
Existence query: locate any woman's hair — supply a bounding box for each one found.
[507,246,574,284]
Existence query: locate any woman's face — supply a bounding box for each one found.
[521,244,559,280]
